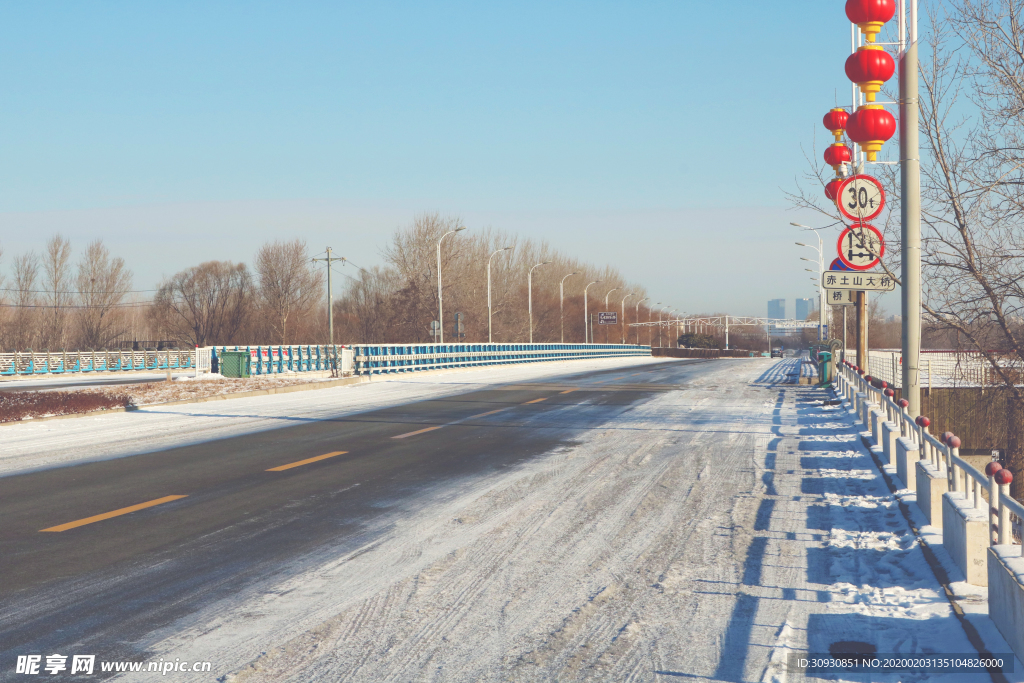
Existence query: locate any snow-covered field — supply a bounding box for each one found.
[0,356,674,478]
[84,358,1019,682]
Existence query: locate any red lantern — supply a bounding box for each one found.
[847,105,896,161]
[822,108,849,142]
[845,0,896,43]
[824,143,852,171]
[845,45,895,102]
[825,178,843,201]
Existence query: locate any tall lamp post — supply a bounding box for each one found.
[602,288,619,343]
[791,222,826,341]
[658,305,671,348]
[650,302,661,346]
[634,297,648,345]
[620,293,635,344]
[487,247,512,343]
[528,261,552,343]
[583,281,601,343]
[560,272,579,343]
[436,226,466,343]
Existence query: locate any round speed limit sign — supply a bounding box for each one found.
[836,174,885,222]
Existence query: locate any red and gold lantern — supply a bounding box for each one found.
[823,143,853,171]
[847,105,896,161]
[845,45,895,102]
[825,178,844,202]
[822,108,849,142]
[845,0,896,43]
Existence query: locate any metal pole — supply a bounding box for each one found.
[635,297,647,345]
[901,0,922,416]
[650,302,661,347]
[857,291,869,370]
[584,281,601,343]
[327,247,333,345]
[487,247,510,343]
[436,227,466,344]
[725,315,729,350]
[528,261,551,344]
[560,272,577,344]
[602,288,619,344]
[620,293,633,344]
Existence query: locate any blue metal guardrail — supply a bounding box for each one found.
[0,343,651,378]
[352,343,651,375]
[0,349,197,376]
[209,345,346,375]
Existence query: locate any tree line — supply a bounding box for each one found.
[0,213,662,351]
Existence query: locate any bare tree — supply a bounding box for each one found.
[41,235,73,349]
[254,240,324,344]
[75,240,133,349]
[9,252,40,350]
[151,261,253,347]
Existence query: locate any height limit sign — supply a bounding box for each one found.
[598,312,618,325]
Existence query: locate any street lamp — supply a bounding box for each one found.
[658,304,671,348]
[791,221,826,341]
[528,261,552,343]
[436,226,466,343]
[620,292,635,344]
[650,302,662,346]
[634,297,648,345]
[583,281,602,343]
[603,288,619,343]
[560,272,579,343]
[487,247,512,343]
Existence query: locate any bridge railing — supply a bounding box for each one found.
[0,348,199,377]
[352,343,650,375]
[837,361,1024,662]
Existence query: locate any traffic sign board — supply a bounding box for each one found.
[825,288,856,306]
[829,257,852,271]
[598,312,617,325]
[837,224,885,270]
[822,271,896,291]
[837,174,885,222]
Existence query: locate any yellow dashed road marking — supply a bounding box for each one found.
[267,451,348,471]
[41,495,188,532]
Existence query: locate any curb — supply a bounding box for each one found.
[0,375,368,427]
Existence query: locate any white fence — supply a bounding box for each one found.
[844,349,1011,389]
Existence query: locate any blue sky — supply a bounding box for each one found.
[0,1,887,316]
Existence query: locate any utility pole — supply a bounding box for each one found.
[900,0,922,416]
[312,247,346,345]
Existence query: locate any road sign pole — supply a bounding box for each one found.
[856,291,868,371]
[901,0,922,416]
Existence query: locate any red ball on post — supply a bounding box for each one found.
[845,46,895,101]
[947,435,961,448]
[986,462,1004,477]
[845,0,897,43]
[825,178,844,202]
[847,106,897,161]
[884,388,894,397]
[996,468,1014,486]
[898,399,909,408]
[823,108,850,141]
[915,416,931,428]
[824,143,853,171]
[941,431,954,444]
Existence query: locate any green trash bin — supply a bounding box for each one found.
[817,350,832,385]
[219,351,251,378]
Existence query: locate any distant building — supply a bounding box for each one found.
[796,298,816,321]
[768,299,785,320]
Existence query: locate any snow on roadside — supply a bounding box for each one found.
[0,356,676,478]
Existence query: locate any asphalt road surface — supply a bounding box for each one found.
[0,359,720,680]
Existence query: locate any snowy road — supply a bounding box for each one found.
[2,356,1019,682]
